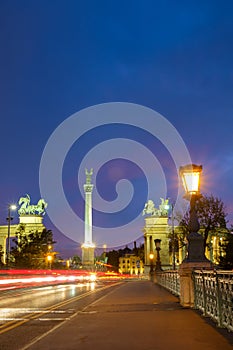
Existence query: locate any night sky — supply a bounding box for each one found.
[1,1,233,255]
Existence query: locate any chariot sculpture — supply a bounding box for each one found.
[142,198,170,217]
[18,194,48,216]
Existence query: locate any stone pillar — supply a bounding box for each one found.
[84,185,93,246]
[82,169,95,268]
[81,245,95,268]
[19,215,45,231]
[179,232,212,307]
[179,261,212,307]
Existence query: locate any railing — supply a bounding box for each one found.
[155,269,233,332]
[156,270,180,296]
[193,270,233,333]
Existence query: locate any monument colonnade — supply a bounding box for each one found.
[0,215,46,264]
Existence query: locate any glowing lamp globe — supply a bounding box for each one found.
[179,164,202,195]
[10,204,17,211]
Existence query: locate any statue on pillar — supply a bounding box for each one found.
[143,198,170,217]
[18,194,48,216]
[85,168,93,184]
[142,200,158,216]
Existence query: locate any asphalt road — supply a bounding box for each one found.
[25,280,233,350]
[0,279,121,350]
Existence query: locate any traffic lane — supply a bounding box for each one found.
[26,281,233,350]
[0,280,123,350]
[0,282,96,324]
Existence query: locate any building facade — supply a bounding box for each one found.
[118,254,144,275]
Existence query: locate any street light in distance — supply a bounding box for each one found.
[47,254,52,269]
[154,239,162,271]
[149,253,154,274]
[6,204,17,267]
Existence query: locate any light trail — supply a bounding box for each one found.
[0,282,122,335]
[0,269,97,290]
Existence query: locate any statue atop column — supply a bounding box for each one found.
[18,194,48,216]
[85,168,93,184]
[143,198,170,217]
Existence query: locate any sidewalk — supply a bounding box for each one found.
[27,280,233,350]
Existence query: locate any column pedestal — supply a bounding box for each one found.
[179,261,212,307]
[82,245,95,270]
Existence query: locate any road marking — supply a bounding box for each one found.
[0,282,122,335]
[19,282,123,350]
[37,318,71,321]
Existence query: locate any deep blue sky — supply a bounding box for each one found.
[1,1,233,255]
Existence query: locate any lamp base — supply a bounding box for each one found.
[184,232,210,263]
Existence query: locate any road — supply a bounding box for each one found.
[0,278,122,350]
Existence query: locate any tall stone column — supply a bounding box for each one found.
[81,169,95,269]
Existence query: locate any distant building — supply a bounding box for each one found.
[118,254,144,275]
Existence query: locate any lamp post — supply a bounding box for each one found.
[46,240,53,269]
[6,204,17,267]
[47,254,52,269]
[168,203,176,270]
[148,252,155,281]
[149,253,154,274]
[179,164,208,262]
[154,239,162,271]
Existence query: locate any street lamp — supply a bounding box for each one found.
[180,164,202,197]
[6,204,17,267]
[167,203,177,270]
[46,240,53,269]
[170,204,177,270]
[47,254,52,269]
[154,239,162,271]
[149,253,154,274]
[179,164,208,262]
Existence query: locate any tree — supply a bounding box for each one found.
[0,245,5,266]
[179,194,229,252]
[71,255,82,269]
[132,243,145,263]
[218,231,233,270]
[106,250,121,271]
[196,194,228,246]
[11,228,55,269]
